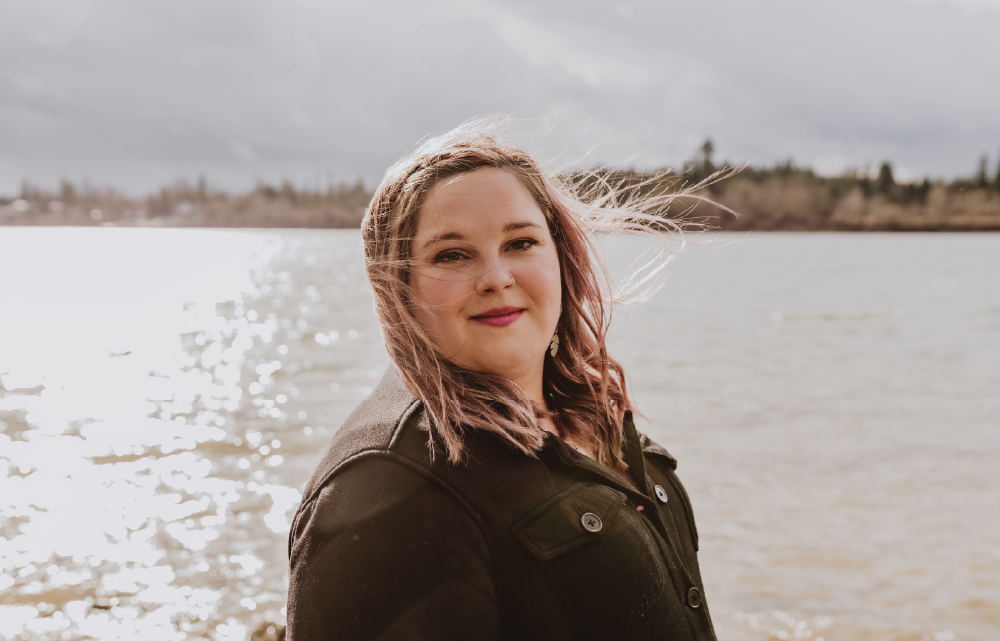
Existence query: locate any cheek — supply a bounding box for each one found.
[519,252,562,318]
[409,270,468,337]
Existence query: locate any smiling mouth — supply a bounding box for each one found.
[471,307,525,327]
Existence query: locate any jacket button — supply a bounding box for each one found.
[580,512,603,533]
[687,586,702,609]
[655,485,669,503]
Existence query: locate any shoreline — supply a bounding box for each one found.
[3,169,1000,232]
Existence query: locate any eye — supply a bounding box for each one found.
[434,249,467,263]
[509,238,538,251]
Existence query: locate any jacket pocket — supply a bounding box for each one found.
[511,483,627,560]
[511,483,677,638]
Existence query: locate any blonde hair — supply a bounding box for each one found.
[363,119,715,468]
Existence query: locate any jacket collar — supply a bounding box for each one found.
[544,410,661,502]
[639,432,678,471]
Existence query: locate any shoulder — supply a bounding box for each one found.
[289,449,491,565]
[285,436,500,639]
[289,367,489,556]
[298,366,422,505]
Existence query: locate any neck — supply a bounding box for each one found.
[514,357,547,408]
[512,365,560,438]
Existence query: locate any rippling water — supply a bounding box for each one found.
[1,229,997,641]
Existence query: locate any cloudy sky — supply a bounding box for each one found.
[2,0,999,195]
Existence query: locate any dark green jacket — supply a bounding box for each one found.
[286,368,716,640]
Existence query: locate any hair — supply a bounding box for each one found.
[362,119,730,469]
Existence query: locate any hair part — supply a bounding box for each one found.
[363,118,730,469]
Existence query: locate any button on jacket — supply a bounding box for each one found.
[287,368,717,641]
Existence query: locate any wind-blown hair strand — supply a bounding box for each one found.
[362,120,729,468]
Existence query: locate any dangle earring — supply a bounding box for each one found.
[549,304,562,358]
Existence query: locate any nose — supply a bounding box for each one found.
[475,258,514,294]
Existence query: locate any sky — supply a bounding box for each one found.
[2,0,999,195]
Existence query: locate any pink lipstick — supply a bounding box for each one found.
[471,306,524,327]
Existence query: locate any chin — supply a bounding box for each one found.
[467,351,540,381]
[449,332,547,380]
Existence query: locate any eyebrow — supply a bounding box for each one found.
[424,231,466,244]
[422,221,544,246]
[503,221,544,233]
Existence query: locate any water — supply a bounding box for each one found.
[0,229,997,641]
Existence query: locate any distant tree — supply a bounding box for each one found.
[976,154,989,188]
[20,180,41,201]
[774,158,796,180]
[700,138,715,174]
[859,174,873,198]
[994,156,1000,192]
[59,180,76,203]
[877,161,895,194]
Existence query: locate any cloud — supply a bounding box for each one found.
[0,0,997,194]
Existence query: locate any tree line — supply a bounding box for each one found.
[0,179,370,228]
[584,140,1000,231]
[3,145,1000,231]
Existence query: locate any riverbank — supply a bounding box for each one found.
[3,163,1000,230]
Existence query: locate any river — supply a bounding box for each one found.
[1,229,997,640]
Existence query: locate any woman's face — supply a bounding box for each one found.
[409,167,562,393]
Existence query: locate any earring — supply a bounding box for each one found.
[549,303,562,358]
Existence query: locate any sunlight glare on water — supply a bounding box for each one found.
[0,229,386,640]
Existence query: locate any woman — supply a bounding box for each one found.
[286,122,716,640]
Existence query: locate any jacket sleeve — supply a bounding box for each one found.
[286,455,499,641]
